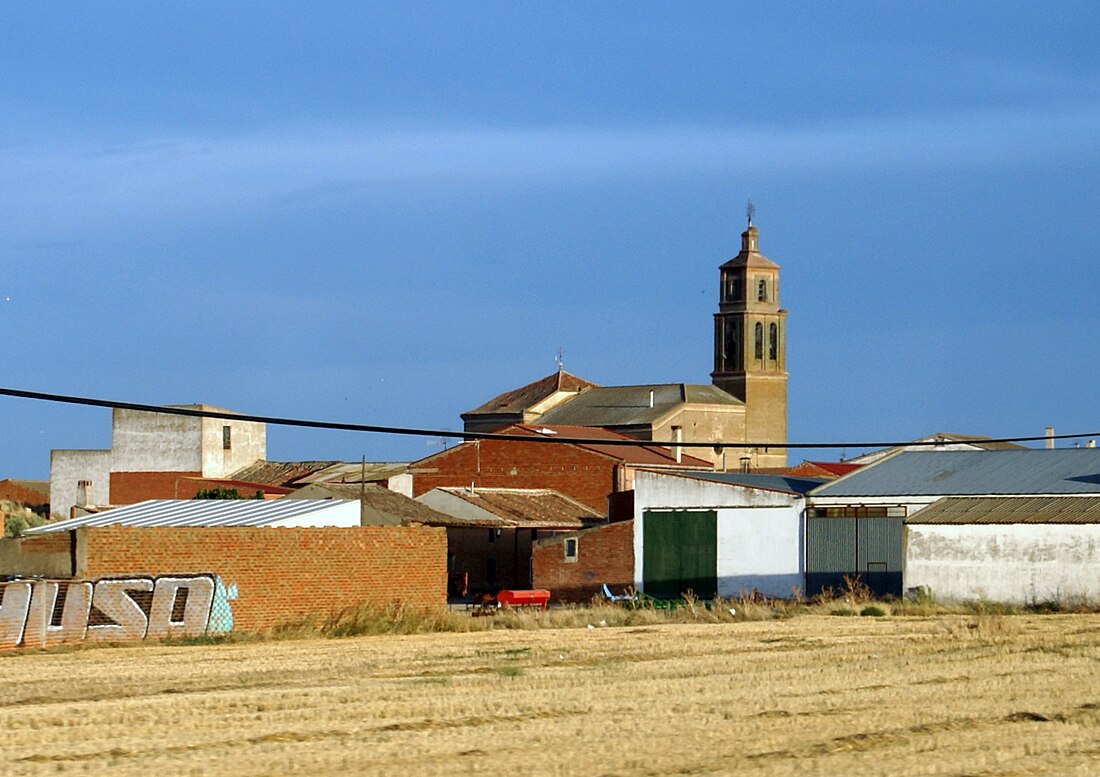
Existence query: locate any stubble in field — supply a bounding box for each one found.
[2,614,1100,775]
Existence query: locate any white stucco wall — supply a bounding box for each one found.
[633,470,803,598]
[906,523,1100,604]
[111,409,203,472]
[716,506,802,598]
[200,414,266,477]
[49,449,111,519]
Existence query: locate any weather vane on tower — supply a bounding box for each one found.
[746,199,756,228]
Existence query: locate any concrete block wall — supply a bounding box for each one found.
[532,519,633,603]
[80,525,447,633]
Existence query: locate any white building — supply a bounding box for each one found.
[632,469,819,600]
[904,496,1100,605]
[50,406,265,518]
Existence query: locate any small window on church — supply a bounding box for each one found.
[769,323,778,361]
[754,323,764,361]
[757,279,768,302]
[731,276,742,301]
[222,425,232,450]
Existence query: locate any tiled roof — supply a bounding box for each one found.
[289,482,460,526]
[436,487,602,529]
[811,450,1100,497]
[292,462,409,484]
[534,383,741,427]
[464,370,599,416]
[756,461,862,479]
[908,496,1100,525]
[226,460,344,487]
[508,424,713,468]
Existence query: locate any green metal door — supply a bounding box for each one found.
[642,510,717,600]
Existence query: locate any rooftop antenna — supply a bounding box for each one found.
[745,199,756,228]
[555,347,564,372]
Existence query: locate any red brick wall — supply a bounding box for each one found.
[532,520,634,604]
[81,525,447,632]
[413,440,616,513]
[0,481,49,508]
[109,472,204,503]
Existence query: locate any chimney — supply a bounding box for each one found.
[76,480,91,508]
[1087,440,1096,449]
[1045,427,1055,449]
[649,390,654,408]
[671,426,682,464]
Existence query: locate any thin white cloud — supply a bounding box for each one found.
[1,105,1098,239]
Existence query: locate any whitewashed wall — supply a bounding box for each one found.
[49,449,111,519]
[906,523,1100,604]
[633,470,803,598]
[716,506,802,598]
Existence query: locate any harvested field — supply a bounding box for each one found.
[3,614,1100,775]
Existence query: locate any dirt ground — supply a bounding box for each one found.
[2,613,1100,776]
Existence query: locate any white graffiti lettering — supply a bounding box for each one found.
[0,575,235,650]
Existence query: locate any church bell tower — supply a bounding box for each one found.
[711,208,788,467]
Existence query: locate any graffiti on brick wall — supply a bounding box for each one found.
[0,575,238,650]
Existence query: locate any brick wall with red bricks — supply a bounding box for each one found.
[532,519,634,604]
[0,480,49,508]
[108,472,291,504]
[412,439,619,513]
[81,525,447,632]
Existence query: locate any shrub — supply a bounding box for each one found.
[859,605,887,617]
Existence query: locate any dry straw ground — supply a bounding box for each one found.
[3,612,1100,775]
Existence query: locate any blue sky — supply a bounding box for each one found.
[2,2,1098,477]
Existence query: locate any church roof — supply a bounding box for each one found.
[719,227,779,270]
[534,383,741,428]
[507,424,714,469]
[463,369,599,416]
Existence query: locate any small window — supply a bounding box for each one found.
[757,279,767,302]
[769,323,778,361]
[754,322,764,360]
[222,425,232,450]
[564,537,579,563]
[486,557,498,588]
[487,528,497,544]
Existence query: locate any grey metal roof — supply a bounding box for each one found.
[24,499,357,534]
[678,471,826,495]
[536,384,741,427]
[907,496,1100,525]
[811,450,1100,497]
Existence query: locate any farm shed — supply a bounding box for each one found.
[632,469,819,600]
[805,449,1100,598]
[904,496,1100,604]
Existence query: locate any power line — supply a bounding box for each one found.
[0,385,1095,452]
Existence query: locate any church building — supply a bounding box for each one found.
[462,219,788,469]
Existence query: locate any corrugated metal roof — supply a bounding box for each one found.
[24,499,357,534]
[535,384,741,427]
[908,496,1100,524]
[811,450,1100,497]
[682,471,826,495]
